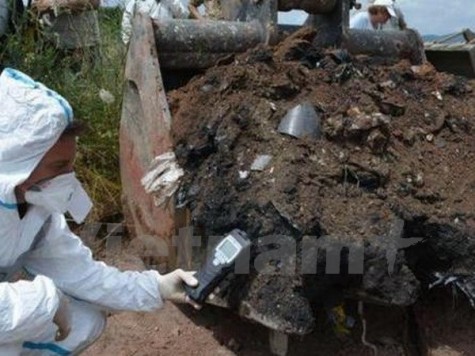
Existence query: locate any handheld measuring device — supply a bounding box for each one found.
[185,229,250,304]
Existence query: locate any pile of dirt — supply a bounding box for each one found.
[169,28,475,334]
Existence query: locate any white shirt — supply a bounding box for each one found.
[350,11,375,30]
[121,0,189,44]
[350,10,402,31]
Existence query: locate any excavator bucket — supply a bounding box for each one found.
[425,29,475,78]
[119,0,427,344]
[425,43,475,78]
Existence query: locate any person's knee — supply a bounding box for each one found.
[85,306,107,342]
[78,303,107,344]
[59,299,107,352]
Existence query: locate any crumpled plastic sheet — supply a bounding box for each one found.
[430,272,475,307]
[141,151,184,207]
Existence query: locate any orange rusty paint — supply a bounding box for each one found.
[120,13,177,270]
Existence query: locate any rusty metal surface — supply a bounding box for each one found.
[425,42,475,51]
[120,13,177,270]
[153,19,265,53]
[153,19,269,69]
[343,28,426,65]
[425,43,475,77]
[158,52,235,69]
[305,0,348,48]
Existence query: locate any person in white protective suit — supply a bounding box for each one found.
[121,0,189,44]
[0,66,200,355]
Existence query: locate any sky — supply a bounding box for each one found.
[278,0,475,35]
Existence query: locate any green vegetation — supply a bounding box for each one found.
[1,8,125,221]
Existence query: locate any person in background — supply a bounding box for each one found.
[121,0,189,45]
[0,66,200,354]
[350,0,401,31]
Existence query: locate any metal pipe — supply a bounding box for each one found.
[342,29,426,64]
[153,19,265,54]
[153,13,425,69]
[277,25,425,64]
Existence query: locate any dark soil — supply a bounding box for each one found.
[87,240,475,356]
[168,27,475,336]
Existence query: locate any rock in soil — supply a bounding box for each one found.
[168,28,475,335]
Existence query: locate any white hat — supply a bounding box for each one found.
[372,0,397,17]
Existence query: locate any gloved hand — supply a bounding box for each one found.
[157,269,200,309]
[53,294,71,341]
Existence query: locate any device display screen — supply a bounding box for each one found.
[219,239,240,260]
[185,229,250,303]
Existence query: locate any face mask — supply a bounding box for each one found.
[24,172,93,224]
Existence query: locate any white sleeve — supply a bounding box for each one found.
[164,0,189,19]
[121,0,136,44]
[0,276,60,344]
[24,215,163,312]
[350,12,371,30]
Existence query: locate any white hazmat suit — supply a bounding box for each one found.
[121,0,189,44]
[0,67,165,355]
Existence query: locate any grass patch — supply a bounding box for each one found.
[1,8,126,221]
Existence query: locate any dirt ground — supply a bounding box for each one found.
[85,250,475,356]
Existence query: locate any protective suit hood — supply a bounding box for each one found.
[0,68,73,263]
[0,70,163,352]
